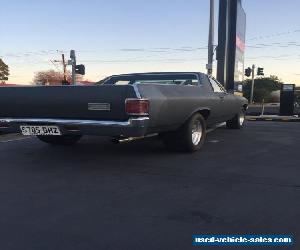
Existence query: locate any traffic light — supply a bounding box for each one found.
[75,64,85,75]
[257,67,264,76]
[70,50,76,59]
[245,67,252,77]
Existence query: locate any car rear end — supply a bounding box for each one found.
[0,85,150,138]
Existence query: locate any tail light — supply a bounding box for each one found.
[125,99,149,115]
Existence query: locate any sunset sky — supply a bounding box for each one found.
[1,0,300,85]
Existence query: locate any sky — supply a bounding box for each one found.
[1,0,300,85]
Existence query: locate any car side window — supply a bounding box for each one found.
[179,79,199,86]
[209,78,226,93]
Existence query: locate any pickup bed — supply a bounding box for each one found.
[0,72,248,152]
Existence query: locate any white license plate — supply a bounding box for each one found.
[20,125,61,136]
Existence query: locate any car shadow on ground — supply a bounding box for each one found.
[0,126,242,173]
[33,124,231,158]
[25,135,203,172]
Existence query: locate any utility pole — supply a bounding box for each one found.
[250,64,255,103]
[70,50,76,85]
[61,54,67,83]
[207,0,215,76]
[53,53,69,85]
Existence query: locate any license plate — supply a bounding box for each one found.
[20,125,61,136]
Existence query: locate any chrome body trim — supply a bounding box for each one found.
[88,103,111,111]
[0,117,149,137]
[132,84,142,98]
[0,117,149,127]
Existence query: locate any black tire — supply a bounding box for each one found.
[37,135,82,145]
[161,113,206,152]
[226,109,245,129]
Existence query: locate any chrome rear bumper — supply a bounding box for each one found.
[0,117,149,137]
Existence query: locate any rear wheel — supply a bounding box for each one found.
[37,135,82,145]
[226,109,245,129]
[161,113,206,152]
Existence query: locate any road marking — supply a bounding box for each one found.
[208,140,220,143]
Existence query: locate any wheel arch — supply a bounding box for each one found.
[184,108,210,124]
[242,104,248,112]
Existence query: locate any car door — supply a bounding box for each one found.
[208,78,235,122]
[215,79,239,120]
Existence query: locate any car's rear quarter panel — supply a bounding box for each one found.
[136,84,216,132]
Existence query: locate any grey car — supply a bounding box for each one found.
[0,72,248,152]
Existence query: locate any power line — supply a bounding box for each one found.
[2,40,300,62]
[2,27,300,59]
[49,60,62,72]
[248,28,300,41]
[246,54,300,59]
[82,58,207,63]
[121,42,300,52]
[0,49,93,59]
[247,43,300,49]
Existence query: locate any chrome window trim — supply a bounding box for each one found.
[208,76,227,93]
[132,84,142,98]
[131,73,202,87]
[103,73,202,87]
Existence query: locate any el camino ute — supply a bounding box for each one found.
[0,72,248,152]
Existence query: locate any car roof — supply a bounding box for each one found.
[110,72,203,77]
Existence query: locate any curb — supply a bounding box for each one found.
[246,116,300,122]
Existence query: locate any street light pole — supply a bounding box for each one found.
[250,64,255,103]
[207,0,215,76]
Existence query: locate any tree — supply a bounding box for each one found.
[243,76,282,103]
[0,59,9,83]
[33,70,83,85]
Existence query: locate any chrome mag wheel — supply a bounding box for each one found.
[239,111,245,126]
[191,120,203,145]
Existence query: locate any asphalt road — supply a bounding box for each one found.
[0,122,299,250]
